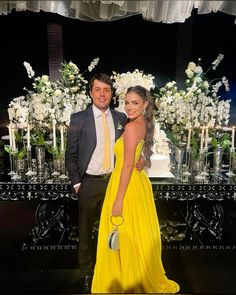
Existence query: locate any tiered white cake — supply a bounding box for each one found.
[147,122,174,178]
[148,153,174,178]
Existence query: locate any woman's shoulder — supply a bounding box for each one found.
[125,120,144,130]
[124,121,146,141]
[124,121,143,137]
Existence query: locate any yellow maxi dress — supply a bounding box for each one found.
[91,137,180,293]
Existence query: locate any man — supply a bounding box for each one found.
[65,73,143,293]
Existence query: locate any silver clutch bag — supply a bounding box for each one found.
[108,227,119,251]
[108,215,124,251]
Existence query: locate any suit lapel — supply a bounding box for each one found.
[111,109,119,140]
[111,108,125,140]
[86,107,97,148]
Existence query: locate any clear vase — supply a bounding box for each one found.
[212,145,223,183]
[226,148,235,182]
[194,152,205,183]
[213,145,222,175]
[35,145,45,172]
[16,159,26,181]
[8,153,16,176]
[51,151,60,180]
[174,146,185,181]
[59,153,68,181]
[16,159,26,172]
[182,147,192,182]
[191,157,200,173]
[26,148,36,176]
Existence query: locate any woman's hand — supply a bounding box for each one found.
[135,154,146,172]
[112,198,123,217]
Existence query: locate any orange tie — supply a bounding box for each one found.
[101,112,111,171]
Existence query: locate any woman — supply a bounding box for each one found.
[91,85,180,293]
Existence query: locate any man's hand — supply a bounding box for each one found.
[135,154,146,172]
[73,183,81,193]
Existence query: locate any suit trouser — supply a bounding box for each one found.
[78,174,111,276]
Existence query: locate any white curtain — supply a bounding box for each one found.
[0,0,236,23]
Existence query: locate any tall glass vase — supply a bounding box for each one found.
[35,145,45,173]
[213,145,222,174]
[51,149,60,180]
[213,145,223,183]
[26,147,36,177]
[182,147,192,182]
[16,158,26,181]
[8,151,22,182]
[8,152,16,176]
[59,152,68,181]
[226,148,235,182]
[174,146,185,182]
[194,152,205,183]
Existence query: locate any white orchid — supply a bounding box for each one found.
[23,61,35,78]
[111,69,155,100]
[88,57,99,72]
[8,96,29,129]
[212,54,224,70]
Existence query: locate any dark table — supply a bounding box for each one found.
[1,176,236,247]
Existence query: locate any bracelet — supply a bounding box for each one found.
[110,215,124,226]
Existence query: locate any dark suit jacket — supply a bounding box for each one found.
[65,106,127,186]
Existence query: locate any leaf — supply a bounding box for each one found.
[219,133,230,142]
[45,144,61,159]
[45,144,53,155]
[166,130,179,147]
[211,133,230,150]
[16,147,27,160]
[15,130,24,143]
[221,139,230,149]
[211,137,218,148]
[4,145,11,154]
[218,133,230,149]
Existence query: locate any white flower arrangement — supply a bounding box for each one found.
[154,54,231,146]
[8,96,29,129]
[5,58,99,149]
[23,63,57,126]
[54,58,99,125]
[111,69,155,100]
[184,54,230,129]
[21,57,99,127]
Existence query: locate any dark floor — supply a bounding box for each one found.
[1,243,235,294]
[0,201,236,294]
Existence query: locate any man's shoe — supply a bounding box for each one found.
[82,275,93,293]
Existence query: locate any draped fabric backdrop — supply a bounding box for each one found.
[0,0,236,23]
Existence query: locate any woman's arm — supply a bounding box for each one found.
[112,123,140,216]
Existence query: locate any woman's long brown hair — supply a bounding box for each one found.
[126,85,154,168]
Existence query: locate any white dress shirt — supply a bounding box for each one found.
[86,105,115,175]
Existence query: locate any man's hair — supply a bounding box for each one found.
[89,73,113,92]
